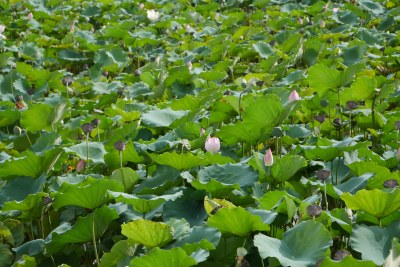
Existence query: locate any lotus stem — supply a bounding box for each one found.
[86,133,89,164]
[92,218,99,266]
[324,181,328,210]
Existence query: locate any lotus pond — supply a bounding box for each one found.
[0,0,399,266]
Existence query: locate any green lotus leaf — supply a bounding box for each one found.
[0,109,20,127]
[53,177,124,210]
[343,45,367,66]
[253,42,275,59]
[20,103,54,132]
[59,49,88,61]
[13,239,45,259]
[0,244,12,267]
[12,254,36,267]
[2,192,47,219]
[130,247,196,267]
[104,141,142,170]
[350,221,400,265]
[63,142,107,163]
[109,190,182,214]
[150,152,207,170]
[45,205,119,254]
[198,163,259,188]
[99,240,134,267]
[307,64,342,96]
[347,161,399,189]
[218,121,264,145]
[191,178,239,197]
[341,76,376,103]
[0,148,63,179]
[207,207,269,236]
[341,189,400,219]
[319,255,376,266]
[271,155,307,182]
[199,71,227,81]
[121,219,174,249]
[109,167,140,193]
[142,108,188,128]
[254,221,332,267]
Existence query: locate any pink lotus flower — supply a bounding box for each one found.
[205,137,220,154]
[27,12,33,20]
[264,148,273,166]
[288,90,300,103]
[76,160,85,172]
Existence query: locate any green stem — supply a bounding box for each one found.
[324,181,328,210]
[92,218,99,266]
[86,133,89,163]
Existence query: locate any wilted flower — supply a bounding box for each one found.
[264,148,274,166]
[27,12,33,20]
[114,141,126,151]
[147,10,160,22]
[205,137,220,154]
[316,170,330,181]
[91,118,100,127]
[288,90,300,103]
[314,114,326,123]
[81,123,94,134]
[346,101,358,110]
[76,159,85,172]
[333,250,351,261]
[307,204,322,217]
[383,179,398,188]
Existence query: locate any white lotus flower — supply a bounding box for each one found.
[147,10,160,22]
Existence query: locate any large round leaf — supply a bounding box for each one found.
[271,155,307,182]
[350,221,400,265]
[121,219,174,249]
[64,142,107,163]
[341,189,400,219]
[150,152,207,170]
[319,255,376,267]
[254,220,332,267]
[130,247,196,267]
[207,207,269,236]
[53,177,124,210]
[198,163,258,188]
[45,205,119,254]
[0,110,20,127]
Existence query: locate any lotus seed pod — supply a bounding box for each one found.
[333,250,351,261]
[383,179,398,188]
[316,170,330,181]
[114,141,126,151]
[306,204,322,217]
[346,101,358,110]
[91,118,100,126]
[81,123,94,134]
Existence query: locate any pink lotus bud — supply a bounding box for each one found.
[200,128,205,136]
[320,20,325,28]
[333,7,339,13]
[139,3,144,9]
[76,160,85,172]
[70,24,75,33]
[205,137,220,154]
[288,90,301,103]
[298,17,303,25]
[187,61,193,71]
[27,12,33,20]
[264,148,273,166]
[0,25,5,34]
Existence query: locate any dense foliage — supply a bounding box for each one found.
[0,0,399,266]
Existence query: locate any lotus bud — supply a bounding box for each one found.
[215,13,220,21]
[114,141,126,151]
[288,89,300,103]
[27,12,33,20]
[333,7,339,13]
[320,20,325,28]
[264,148,273,166]
[316,169,330,181]
[298,17,303,25]
[139,3,144,9]
[306,204,322,217]
[69,24,75,33]
[91,118,100,127]
[205,137,220,154]
[333,250,351,261]
[187,61,193,71]
[0,25,5,34]
[76,159,85,172]
[81,123,94,134]
[345,207,353,219]
[200,128,205,136]
[383,179,398,188]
